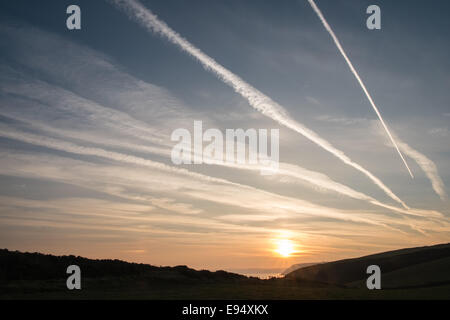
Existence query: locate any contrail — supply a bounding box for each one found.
[4,113,442,218]
[108,0,409,209]
[0,126,235,186]
[0,128,404,226]
[307,0,414,178]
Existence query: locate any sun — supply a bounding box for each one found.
[275,239,296,258]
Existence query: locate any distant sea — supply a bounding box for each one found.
[226,268,285,279]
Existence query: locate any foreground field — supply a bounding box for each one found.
[2,278,450,300]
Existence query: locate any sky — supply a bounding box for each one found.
[0,0,449,276]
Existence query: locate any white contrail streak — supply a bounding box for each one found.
[307,0,414,178]
[0,127,233,186]
[3,114,442,218]
[0,128,404,226]
[0,126,444,226]
[108,0,409,209]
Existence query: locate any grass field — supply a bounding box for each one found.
[2,277,450,300]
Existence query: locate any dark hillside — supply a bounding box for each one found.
[285,243,450,287]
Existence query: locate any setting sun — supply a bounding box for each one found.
[275,239,296,258]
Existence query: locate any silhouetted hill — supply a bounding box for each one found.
[285,243,450,288]
[0,249,248,284]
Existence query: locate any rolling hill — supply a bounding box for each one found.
[0,249,249,284]
[285,243,450,289]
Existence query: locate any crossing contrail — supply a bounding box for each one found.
[307,0,414,178]
[108,0,409,209]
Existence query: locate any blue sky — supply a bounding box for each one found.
[0,0,449,274]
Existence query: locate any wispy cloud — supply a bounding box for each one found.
[2,148,443,233]
[2,110,439,219]
[0,66,166,146]
[398,141,447,201]
[108,0,410,209]
[315,115,368,126]
[371,122,448,201]
[428,127,449,138]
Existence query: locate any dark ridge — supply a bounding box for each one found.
[0,249,249,283]
[285,243,450,286]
